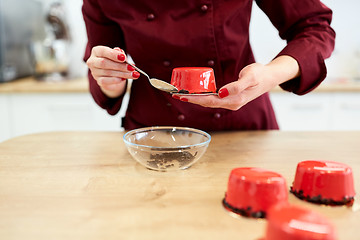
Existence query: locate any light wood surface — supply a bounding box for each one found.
[0,131,359,240]
[1,76,360,93]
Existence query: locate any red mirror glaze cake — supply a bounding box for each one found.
[264,204,337,240]
[290,160,355,206]
[170,67,216,94]
[223,167,288,218]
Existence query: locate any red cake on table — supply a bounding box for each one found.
[264,204,337,240]
[291,160,355,206]
[223,167,288,218]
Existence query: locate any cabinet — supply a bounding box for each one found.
[332,93,360,130]
[270,91,360,131]
[0,93,123,142]
[2,86,360,143]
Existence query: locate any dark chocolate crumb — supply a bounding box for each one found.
[222,198,266,219]
[251,211,264,218]
[148,151,197,170]
[290,187,354,206]
[310,195,322,202]
[178,89,189,94]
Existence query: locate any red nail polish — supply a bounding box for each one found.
[172,94,180,100]
[218,88,229,98]
[127,65,135,71]
[117,54,125,61]
[121,78,127,81]
[132,71,140,78]
[180,98,188,102]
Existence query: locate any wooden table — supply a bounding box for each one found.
[0,131,359,239]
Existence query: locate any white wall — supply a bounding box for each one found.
[63,0,88,78]
[35,0,88,78]
[322,0,360,80]
[250,0,360,81]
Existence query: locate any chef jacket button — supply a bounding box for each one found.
[214,113,221,119]
[200,5,208,12]
[147,13,155,21]
[163,60,171,67]
[207,60,215,67]
[166,103,172,107]
[178,114,185,121]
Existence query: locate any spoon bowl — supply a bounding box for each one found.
[149,78,179,93]
[126,61,178,93]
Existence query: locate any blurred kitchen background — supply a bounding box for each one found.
[0,0,360,142]
[0,0,87,81]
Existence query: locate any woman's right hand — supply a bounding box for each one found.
[86,46,140,98]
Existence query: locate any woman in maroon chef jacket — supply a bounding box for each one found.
[82,0,335,131]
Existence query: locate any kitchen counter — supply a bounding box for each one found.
[1,76,360,93]
[0,77,89,93]
[0,131,358,239]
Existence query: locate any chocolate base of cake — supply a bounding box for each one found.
[176,89,216,94]
[178,89,189,94]
[222,198,266,218]
[290,187,354,206]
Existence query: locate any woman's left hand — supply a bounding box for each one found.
[172,56,300,111]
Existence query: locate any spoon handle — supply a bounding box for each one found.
[126,61,150,79]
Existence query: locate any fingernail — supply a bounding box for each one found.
[127,64,135,71]
[121,78,127,81]
[180,98,188,102]
[172,94,180,100]
[132,71,140,78]
[218,88,229,98]
[117,54,125,61]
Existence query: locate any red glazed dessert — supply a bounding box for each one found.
[264,204,337,240]
[170,67,216,94]
[291,160,355,206]
[223,167,288,218]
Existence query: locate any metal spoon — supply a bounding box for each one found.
[126,61,178,93]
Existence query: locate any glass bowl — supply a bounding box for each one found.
[123,126,211,171]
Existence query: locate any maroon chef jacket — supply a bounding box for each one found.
[82,0,335,131]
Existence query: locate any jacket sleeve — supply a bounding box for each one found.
[255,0,335,95]
[82,0,126,115]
